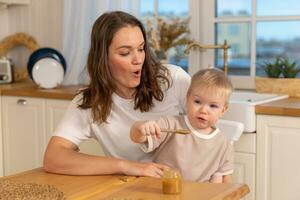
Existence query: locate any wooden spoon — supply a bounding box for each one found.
[161,129,191,135]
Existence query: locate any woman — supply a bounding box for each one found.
[43,11,190,178]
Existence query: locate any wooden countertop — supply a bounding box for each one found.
[0,81,32,94]
[0,168,250,200]
[1,82,300,116]
[0,81,85,100]
[256,98,300,117]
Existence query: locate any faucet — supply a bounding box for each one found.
[184,40,230,75]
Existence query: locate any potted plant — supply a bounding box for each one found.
[256,56,300,97]
[281,57,300,78]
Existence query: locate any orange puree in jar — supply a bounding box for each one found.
[162,169,182,194]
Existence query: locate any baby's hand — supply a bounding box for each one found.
[138,120,161,139]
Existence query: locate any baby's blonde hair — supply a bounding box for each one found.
[187,68,233,102]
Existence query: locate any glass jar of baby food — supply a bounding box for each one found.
[162,168,182,194]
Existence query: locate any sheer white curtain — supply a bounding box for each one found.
[62,0,140,85]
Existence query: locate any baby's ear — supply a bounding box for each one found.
[222,103,229,114]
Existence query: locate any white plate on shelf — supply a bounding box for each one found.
[32,58,64,89]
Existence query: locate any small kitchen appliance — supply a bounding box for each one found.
[0,57,13,84]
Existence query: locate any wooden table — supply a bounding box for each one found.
[0,168,250,200]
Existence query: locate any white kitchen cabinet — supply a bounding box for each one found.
[1,96,104,176]
[0,96,3,176]
[257,115,300,200]
[233,133,256,200]
[2,96,46,176]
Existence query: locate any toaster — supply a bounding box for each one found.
[0,58,13,84]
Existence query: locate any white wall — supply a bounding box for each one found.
[0,8,9,40]
[0,0,63,70]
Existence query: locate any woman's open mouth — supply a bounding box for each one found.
[133,69,141,77]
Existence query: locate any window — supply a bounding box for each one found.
[197,0,300,88]
[140,0,189,72]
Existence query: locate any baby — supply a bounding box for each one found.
[130,68,234,183]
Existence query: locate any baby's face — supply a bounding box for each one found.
[186,86,228,132]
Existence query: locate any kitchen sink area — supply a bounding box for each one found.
[222,91,288,132]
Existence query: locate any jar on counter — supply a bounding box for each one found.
[162,168,182,194]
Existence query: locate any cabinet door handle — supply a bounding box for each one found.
[17,99,27,105]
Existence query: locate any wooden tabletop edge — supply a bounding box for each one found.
[223,184,250,200]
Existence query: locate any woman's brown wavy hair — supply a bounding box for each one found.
[78,11,170,124]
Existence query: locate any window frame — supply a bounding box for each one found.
[190,0,300,89]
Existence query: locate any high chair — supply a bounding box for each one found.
[217,119,244,144]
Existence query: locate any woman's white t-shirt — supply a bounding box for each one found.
[53,64,191,162]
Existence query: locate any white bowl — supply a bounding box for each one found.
[32,58,64,89]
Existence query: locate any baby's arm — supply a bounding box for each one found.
[130,120,161,144]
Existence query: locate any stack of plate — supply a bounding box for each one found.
[27,48,66,89]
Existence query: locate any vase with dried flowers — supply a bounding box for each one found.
[146,17,193,62]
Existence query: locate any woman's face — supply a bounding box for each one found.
[108,25,145,99]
